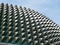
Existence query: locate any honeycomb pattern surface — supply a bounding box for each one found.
[0,3,60,45]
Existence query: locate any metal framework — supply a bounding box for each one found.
[0,3,60,45]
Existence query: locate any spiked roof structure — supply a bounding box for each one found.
[0,3,60,45]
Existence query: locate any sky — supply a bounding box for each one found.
[0,0,60,26]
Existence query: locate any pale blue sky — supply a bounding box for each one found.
[0,0,60,26]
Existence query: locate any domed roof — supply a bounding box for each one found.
[0,3,60,45]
